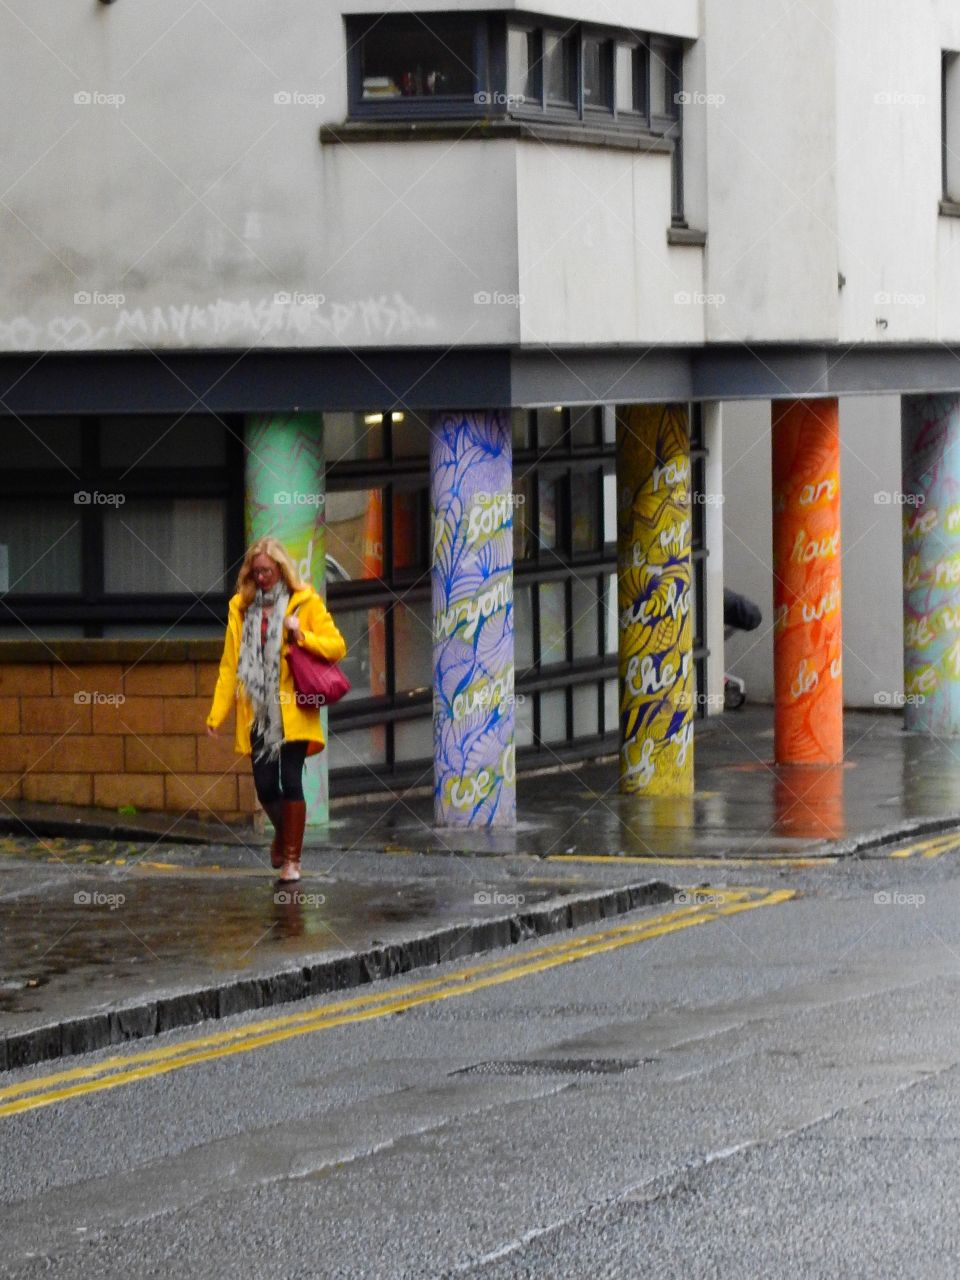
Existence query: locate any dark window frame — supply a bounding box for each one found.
[0,414,244,637]
[345,10,683,140]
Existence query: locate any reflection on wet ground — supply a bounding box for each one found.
[3,707,960,1040]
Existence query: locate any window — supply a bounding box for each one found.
[650,38,685,223]
[0,415,242,637]
[348,13,490,116]
[943,51,960,204]
[346,12,683,140]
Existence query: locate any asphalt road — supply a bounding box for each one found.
[2,850,960,1279]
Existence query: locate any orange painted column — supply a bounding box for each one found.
[771,399,843,764]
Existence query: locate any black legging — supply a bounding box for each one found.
[250,732,308,804]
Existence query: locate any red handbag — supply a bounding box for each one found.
[285,617,351,709]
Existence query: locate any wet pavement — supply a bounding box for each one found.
[3,706,960,1068]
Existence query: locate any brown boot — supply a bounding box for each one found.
[263,800,285,870]
[278,799,306,883]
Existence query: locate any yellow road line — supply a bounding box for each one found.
[0,887,793,1120]
[887,832,960,860]
[546,853,833,869]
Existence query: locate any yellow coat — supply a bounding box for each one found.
[207,587,347,756]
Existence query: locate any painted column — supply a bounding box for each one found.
[902,395,960,732]
[244,414,328,824]
[771,399,843,764]
[616,404,694,796]
[431,410,515,826]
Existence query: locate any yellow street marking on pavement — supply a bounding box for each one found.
[887,832,960,860]
[547,853,833,870]
[0,886,793,1120]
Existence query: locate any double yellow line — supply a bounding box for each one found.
[887,832,960,860]
[0,886,793,1121]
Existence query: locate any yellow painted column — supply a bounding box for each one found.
[616,404,694,796]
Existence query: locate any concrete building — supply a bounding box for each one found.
[1,0,959,827]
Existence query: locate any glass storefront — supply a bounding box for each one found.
[0,405,708,788]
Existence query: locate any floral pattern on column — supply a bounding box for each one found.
[431,410,515,826]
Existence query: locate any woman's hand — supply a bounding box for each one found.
[284,614,301,637]
[206,724,218,737]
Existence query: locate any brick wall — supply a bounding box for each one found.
[0,640,256,825]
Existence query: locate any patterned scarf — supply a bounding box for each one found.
[236,581,290,761]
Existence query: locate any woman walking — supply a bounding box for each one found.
[206,537,346,882]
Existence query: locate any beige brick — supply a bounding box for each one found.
[0,664,51,696]
[0,773,22,802]
[0,698,19,734]
[165,773,237,814]
[94,773,165,812]
[124,735,196,774]
[123,664,195,696]
[31,736,124,774]
[92,696,164,736]
[51,664,124,697]
[20,697,92,735]
[195,663,222,696]
[0,737,33,771]
[196,733,245,774]
[163,696,216,735]
[23,773,93,807]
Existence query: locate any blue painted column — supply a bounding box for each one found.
[244,414,328,824]
[431,410,515,826]
[902,394,960,733]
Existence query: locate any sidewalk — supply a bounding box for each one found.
[2,706,959,1072]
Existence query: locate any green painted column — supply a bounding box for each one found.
[244,414,328,826]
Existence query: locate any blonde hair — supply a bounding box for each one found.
[235,537,308,607]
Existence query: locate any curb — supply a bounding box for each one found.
[822,811,960,858]
[0,879,676,1075]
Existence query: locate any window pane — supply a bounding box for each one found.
[511,409,531,451]
[516,690,534,746]
[100,416,226,469]
[538,475,560,550]
[391,411,432,458]
[329,725,387,769]
[335,605,387,701]
[570,470,600,553]
[544,32,574,104]
[605,572,618,653]
[103,499,225,593]
[325,490,384,582]
[508,27,539,105]
[324,412,385,463]
[3,417,82,469]
[572,577,601,658]
[615,44,634,113]
[603,472,617,544]
[539,688,567,742]
[539,581,566,665]
[361,16,478,99]
[536,406,567,449]
[514,585,534,669]
[583,39,612,109]
[512,474,535,562]
[395,716,433,762]
[604,676,619,734]
[571,407,600,447]
[394,599,432,694]
[0,502,81,594]
[393,486,428,573]
[573,683,599,736]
